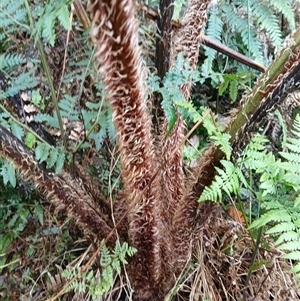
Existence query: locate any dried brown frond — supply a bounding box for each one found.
[0,125,115,244]
[200,207,300,301]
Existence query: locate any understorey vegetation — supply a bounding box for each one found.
[1,0,300,300]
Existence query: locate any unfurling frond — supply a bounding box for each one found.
[89,0,164,297]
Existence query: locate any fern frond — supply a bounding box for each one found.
[0,53,27,70]
[249,208,291,229]
[251,2,282,49]
[225,4,264,63]
[275,230,299,244]
[0,160,16,187]
[0,125,115,243]
[266,222,296,234]
[199,160,240,202]
[0,70,37,99]
[204,6,223,62]
[34,0,71,46]
[268,0,295,30]
[279,114,300,184]
[0,0,27,32]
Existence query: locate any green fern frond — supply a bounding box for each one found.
[266,222,296,234]
[275,230,299,244]
[268,0,296,30]
[0,70,38,99]
[225,4,264,63]
[10,122,24,140]
[62,241,136,299]
[278,240,300,252]
[158,52,201,134]
[34,0,71,46]
[279,114,300,185]
[0,53,27,70]
[211,132,232,160]
[290,262,300,274]
[251,2,282,49]
[0,161,17,187]
[282,251,300,261]
[249,208,291,229]
[34,142,65,174]
[199,159,240,202]
[205,6,223,62]
[34,113,60,129]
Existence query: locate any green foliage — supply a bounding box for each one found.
[0,0,72,47]
[0,53,27,71]
[175,99,232,160]
[218,71,254,102]
[200,159,241,201]
[0,162,43,274]
[33,0,72,46]
[172,0,185,21]
[0,0,115,177]
[0,161,16,187]
[0,69,38,100]
[203,5,223,66]
[151,52,201,135]
[0,0,28,40]
[35,142,65,174]
[200,114,300,279]
[201,0,299,101]
[62,241,137,299]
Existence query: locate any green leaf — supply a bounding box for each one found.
[57,4,71,30]
[278,240,300,251]
[0,161,16,187]
[34,204,44,225]
[35,142,50,163]
[55,152,65,174]
[46,147,58,169]
[249,209,291,229]
[25,132,36,148]
[266,222,295,234]
[229,80,238,102]
[282,251,300,260]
